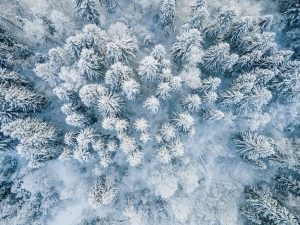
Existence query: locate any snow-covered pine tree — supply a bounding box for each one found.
[121,78,140,100]
[159,123,177,142]
[151,166,178,199]
[156,145,173,164]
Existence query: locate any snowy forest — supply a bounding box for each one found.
[0,0,299,224]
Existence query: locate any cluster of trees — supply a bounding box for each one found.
[241,184,299,225]
[0,0,299,224]
[0,22,62,224]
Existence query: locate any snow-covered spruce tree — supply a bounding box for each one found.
[0,69,31,88]
[97,92,124,116]
[258,49,294,70]
[239,32,276,56]
[0,83,46,113]
[79,83,108,107]
[0,154,17,194]
[219,88,244,107]
[1,118,62,167]
[171,29,202,66]
[235,87,272,115]
[0,177,60,225]
[233,131,275,169]
[105,62,134,89]
[172,112,195,133]
[89,176,118,206]
[241,186,299,225]
[0,27,31,69]
[225,17,253,48]
[73,0,100,24]
[199,109,224,123]
[78,48,105,80]
[205,9,236,40]
[202,42,238,73]
[143,96,160,114]
[138,56,161,81]
[182,94,202,112]
[274,174,300,197]
[159,0,176,35]
[186,0,208,31]
[270,60,300,103]
[199,77,221,93]
[0,70,47,124]
[106,23,138,64]
[99,0,118,13]
[231,72,256,94]
[0,133,15,152]
[279,0,300,59]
